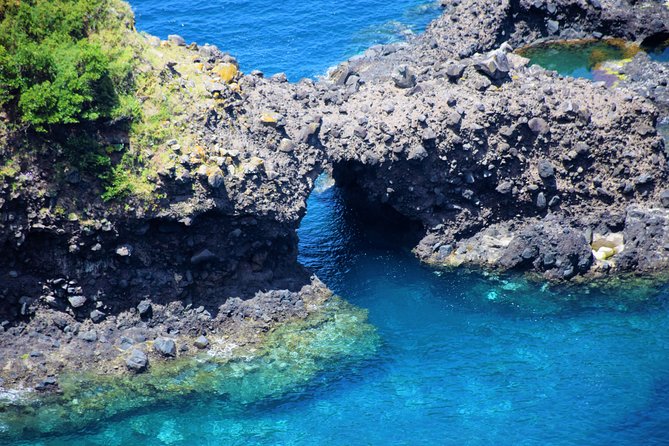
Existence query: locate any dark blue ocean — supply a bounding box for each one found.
[131,0,442,80]
[9,1,669,444]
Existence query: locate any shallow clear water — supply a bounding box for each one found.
[10,178,669,445]
[130,0,442,80]
[518,40,635,83]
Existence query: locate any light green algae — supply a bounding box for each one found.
[0,296,380,440]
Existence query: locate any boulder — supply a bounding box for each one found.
[546,20,560,35]
[68,295,87,308]
[329,63,351,85]
[126,349,148,372]
[167,34,186,46]
[154,337,177,357]
[115,244,133,257]
[660,189,669,208]
[444,62,466,80]
[392,65,416,89]
[137,300,152,319]
[528,117,550,134]
[213,63,238,83]
[207,170,224,188]
[474,50,510,80]
[90,310,105,323]
[278,138,296,153]
[495,181,513,194]
[537,160,555,179]
[78,330,98,342]
[194,336,210,349]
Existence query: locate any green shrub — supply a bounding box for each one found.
[0,0,134,130]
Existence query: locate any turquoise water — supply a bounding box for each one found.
[9,178,669,445]
[131,0,442,80]
[518,40,635,83]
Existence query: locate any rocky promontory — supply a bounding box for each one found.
[1,0,669,399]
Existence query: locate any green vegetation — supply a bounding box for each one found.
[0,0,225,205]
[100,150,156,201]
[0,0,137,130]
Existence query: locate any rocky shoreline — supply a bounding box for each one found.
[1,0,669,404]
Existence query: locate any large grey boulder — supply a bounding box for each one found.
[392,65,416,89]
[154,337,177,357]
[168,34,186,46]
[126,349,148,372]
[475,50,510,80]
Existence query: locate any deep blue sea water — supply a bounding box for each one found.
[131,0,442,80]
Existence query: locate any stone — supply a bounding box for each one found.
[90,310,105,323]
[213,63,238,83]
[35,376,58,391]
[407,145,428,161]
[260,112,284,127]
[444,62,465,80]
[118,337,135,350]
[115,244,133,257]
[68,295,87,308]
[445,110,462,127]
[167,34,186,46]
[207,83,226,95]
[271,72,288,83]
[546,20,559,34]
[392,65,416,89]
[207,170,224,188]
[661,189,669,208]
[298,122,320,144]
[475,50,510,80]
[537,160,555,179]
[126,349,148,372]
[506,53,530,70]
[528,117,549,134]
[495,181,513,194]
[191,248,217,265]
[635,174,653,185]
[194,335,210,349]
[329,63,351,85]
[278,138,296,153]
[422,128,437,141]
[137,300,152,318]
[154,337,177,357]
[536,192,547,209]
[78,330,98,342]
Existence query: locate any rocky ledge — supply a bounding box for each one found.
[1,0,669,397]
[320,0,669,281]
